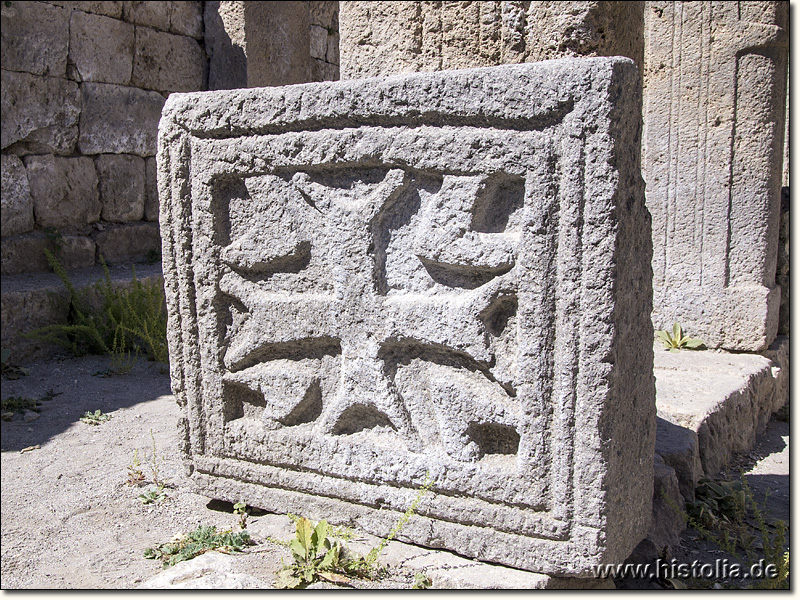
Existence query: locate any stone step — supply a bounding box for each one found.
[1,262,163,363]
[636,336,789,560]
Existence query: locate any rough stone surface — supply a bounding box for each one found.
[69,9,134,85]
[339,1,644,80]
[95,222,161,264]
[1,70,80,154]
[1,233,95,275]
[170,1,204,39]
[24,154,100,233]
[244,2,312,87]
[1,154,34,237]
[158,58,655,575]
[78,82,165,156]
[0,0,69,77]
[123,1,171,32]
[654,340,788,479]
[137,552,268,589]
[95,154,146,222]
[648,454,685,551]
[643,1,789,351]
[144,157,159,222]
[132,26,206,94]
[204,1,247,90]
[45,1,124,19]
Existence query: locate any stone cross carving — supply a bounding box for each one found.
[158,58,655,575]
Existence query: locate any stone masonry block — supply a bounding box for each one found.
[157,58,655,575]
[24,154,100,233]
[1,70,80,154]
[45,2,124,19]
[643,1,788,351]
[123,1,171,31]
[95,154,146,222]
[95,221,161,264]
[78,82,165,156]
[69,10,134,84]
[132,27,206,93]
[1,154,34,237]
[1,232,95,275]
[1,1,69,77]
[170,1,204,39]
[339,1,643,80]
[145,157,159,221]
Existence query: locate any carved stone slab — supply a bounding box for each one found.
[157,57,655,575]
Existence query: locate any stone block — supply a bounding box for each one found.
[78,82,165,156]
[244,1,311,86]
[132,27,206,93]
[654,343,779,478]
[123,1,171,31]
[144,157,159,222]
[1,70,80,154]
[309,25,328,60]
[0,1,69,77]
[95,222,161,264]
[1,232,95,275]
[204,1,247,91]
[45,2,124,19]
[1,154,34,237]
[170,1,204,39]
[95,154,145,222]
[24,154,100,233]
[69,10,134,84]
[643,1,789,351]
[158,58,655,575]
[339,1,643,80]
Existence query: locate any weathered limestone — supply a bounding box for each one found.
[0,1,70,77]
[69,10,134,84]
[1,70,80,154]
[158,58,655,575]
[205,1,339,91]
[95,154,146,222]
[1,155,34,237]
[24,154,100,232]
[643,1,789,351]
[132,26,206,93]
[95,222,161,263]
[339,1,644,79]
[78,83,165,156]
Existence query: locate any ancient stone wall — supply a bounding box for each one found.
[158,57,655,575]
[643,1,788,351]
[205,1,339,90]
[340,1,644,79]
[1,0,206,274]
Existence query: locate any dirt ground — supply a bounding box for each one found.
[0,354,791,589]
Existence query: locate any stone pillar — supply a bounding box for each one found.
[340,1,644,79]
[205,1,339,89]
[643,1,788,351]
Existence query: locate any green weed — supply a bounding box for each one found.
[80,409,111,425]
[25,250,168,363]
[656,322,704,352]
[144,525,252,567]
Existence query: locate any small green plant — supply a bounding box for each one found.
[80,409,111,425]
[657,322,704,352]
[275,475,434,588]
[126,449,146,486]
[25,250,168,363]
[1,348,29,380]
[234,501,249,530]
[138,484,167,505]
[144,525,252,567]
[412,572,433,589]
